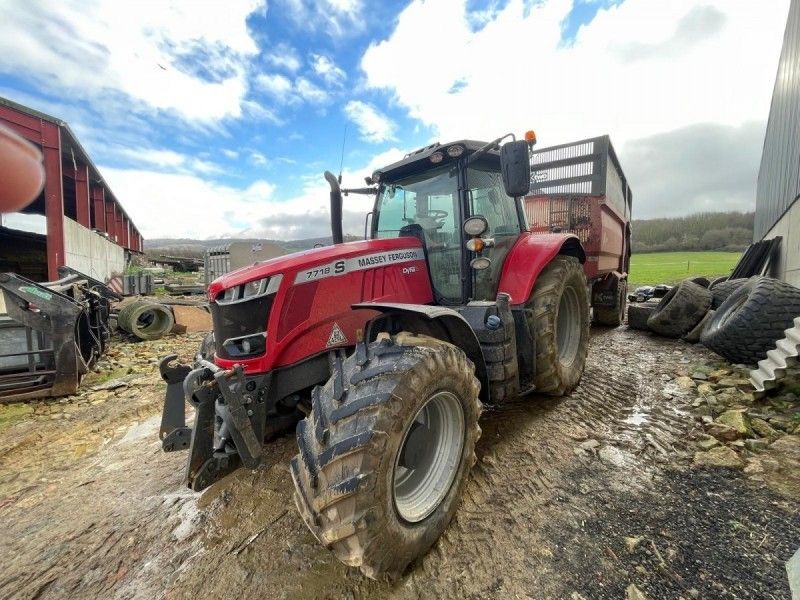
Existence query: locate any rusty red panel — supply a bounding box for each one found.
[115,209,123,247]
[92,186,106,232]
[121,216,129,249]
[42,122,64,280]
[105,198,116,242]
[74,164,90,227]
[0,104,46,144]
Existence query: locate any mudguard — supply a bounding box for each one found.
[353,302,489,404]
[497,232,585,305]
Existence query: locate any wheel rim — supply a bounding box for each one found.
[393,390,465,523]
[556,286,581,366]
[715,292,747,331]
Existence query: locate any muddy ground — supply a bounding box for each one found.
[1,327,798,599]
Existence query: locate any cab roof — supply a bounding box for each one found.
[373,139,500,183]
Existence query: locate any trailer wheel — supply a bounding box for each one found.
[701,277,800,365]
[593,280,627,327]
[646,280,711,338]
[527,256,590,395]
[291,333,481,580]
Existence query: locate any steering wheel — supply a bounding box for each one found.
[426,209,449,226]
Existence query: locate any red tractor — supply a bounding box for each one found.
[159,133,590,578]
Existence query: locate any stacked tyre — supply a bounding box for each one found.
[701,276,800,365]
[645,280,712,338]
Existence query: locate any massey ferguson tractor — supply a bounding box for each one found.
[158,132,590,579]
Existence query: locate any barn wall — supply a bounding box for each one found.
[764,200,800,287]
[63,217,125,281]
[754,0,800,243]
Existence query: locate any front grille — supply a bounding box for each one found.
[210,294,275,360]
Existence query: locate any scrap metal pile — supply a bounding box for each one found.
[0,267,119,401]
[0,265,212,402]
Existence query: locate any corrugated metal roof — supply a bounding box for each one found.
[754,0,800,240]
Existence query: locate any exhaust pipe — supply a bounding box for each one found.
[324,171,343,245]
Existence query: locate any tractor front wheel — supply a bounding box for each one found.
[290,332,481,579]
[527,255,590,395]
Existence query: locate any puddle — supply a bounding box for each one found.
[624,409,649,426]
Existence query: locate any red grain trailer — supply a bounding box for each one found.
[524,135,632,325]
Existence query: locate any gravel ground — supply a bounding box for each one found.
[0,326,798,599]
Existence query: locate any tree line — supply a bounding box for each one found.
[632,211,754,253]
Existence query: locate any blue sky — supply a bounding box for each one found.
[0,0,789,240]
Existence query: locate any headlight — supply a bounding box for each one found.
[243,277,267,299]
[217,274,282,304]
[221,332,267,358]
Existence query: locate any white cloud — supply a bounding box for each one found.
[116,147,223,175]
[344,101,397,143]
[0,0,265,123]
[100,147,406,240]
[295,78,329,103]
[311,54,346,86]
[264,43,302,72]
[242,99,283,124]
[255,73,294,96]
[278,0,365,38]
[250,151,269,166]
[360,0,789,216]
[361,1,785,145]
[101,167,277,239]
[253,73,329,105]
[222,149,240,159]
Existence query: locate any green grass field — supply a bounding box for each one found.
[628,251,741,287]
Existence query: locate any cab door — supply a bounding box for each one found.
[466,165,524,301]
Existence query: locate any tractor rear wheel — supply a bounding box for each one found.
[527,256,590,395]
[290,332,481,580]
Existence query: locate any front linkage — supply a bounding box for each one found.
[159,355,270,491]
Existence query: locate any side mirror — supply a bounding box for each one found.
[500,140,531,197]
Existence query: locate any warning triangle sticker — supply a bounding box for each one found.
[326,322,348,347]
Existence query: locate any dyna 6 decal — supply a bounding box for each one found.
[293,248,425,284]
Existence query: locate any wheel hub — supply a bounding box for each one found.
[393,390,465,523]
[398,421,434,470]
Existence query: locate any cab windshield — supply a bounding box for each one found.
[373,166,461,302]
[373,161,523,304]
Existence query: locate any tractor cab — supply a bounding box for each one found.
[369,140,528,305]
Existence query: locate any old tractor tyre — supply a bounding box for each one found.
[682,310,715,343]
[710,278,747,309]
[593,280,627,327]
[627,302,658,331]
[690,276,711,288]
[646,280,711,338]
[117,301,175,340]
[708,276,728,289]
[527,256,590,396]
[291,333,481,580]
[701,277,800,365]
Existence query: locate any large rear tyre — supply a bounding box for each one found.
[701,277,800,365]
[290,333,481,580]
[527,256,590,395]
